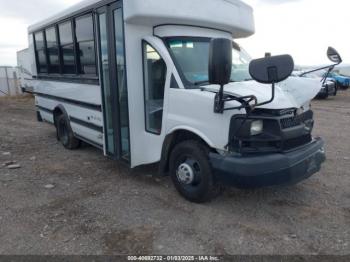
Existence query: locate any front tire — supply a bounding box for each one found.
[56,115,80,150]
[169,140,222,203]
[317,93,329,99]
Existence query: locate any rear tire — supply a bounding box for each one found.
[56,115,80,150]
[169,140,223,203]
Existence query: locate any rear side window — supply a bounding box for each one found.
[45,27,60,74]
[58,21,76,74]
[34,31,47,73]
[75,14,96,75]
[33,12,98,80]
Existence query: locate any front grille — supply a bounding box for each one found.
[283,135,312,151]
[280,110,313,129]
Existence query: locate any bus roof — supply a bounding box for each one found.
[29,0,255,38]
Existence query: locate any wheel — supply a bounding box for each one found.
[345,81,350,90]
[333,86,338,96]
[340,82,349,90]
[316,93,328,99]
[169,140,223,203]
[56,114,80,150]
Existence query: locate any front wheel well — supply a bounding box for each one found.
[53,108,63,127]
[53,105,69,127]
[159,129,213,175]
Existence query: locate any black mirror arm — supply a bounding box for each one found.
[223,95,258,114]
[321,66,335,85]
[300,63,339,77]
[214,84,225,114]
[214,82,276,113]
[253,82,276,108]
[214,88,258,114]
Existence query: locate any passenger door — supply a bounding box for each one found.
[96,2,130,161]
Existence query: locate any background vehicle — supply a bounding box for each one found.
[295,71,337,99]
[326,72,350,89]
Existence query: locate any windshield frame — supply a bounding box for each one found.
[163,36,248,89]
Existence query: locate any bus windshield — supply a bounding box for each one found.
[165,37,252,86]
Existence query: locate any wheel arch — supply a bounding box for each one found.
[159,127,216,175]
[53,104,68,127]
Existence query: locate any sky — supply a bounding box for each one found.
[0,0,349,66]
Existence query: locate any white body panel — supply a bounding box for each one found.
[28,0,101,33]
[17,48,32,88]
[29,0,254,38]
[124,0,254,38]
[32,80,101,106]
[31,80,104,148]
[166,89,244,150]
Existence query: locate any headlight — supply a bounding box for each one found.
[250,120,263,136]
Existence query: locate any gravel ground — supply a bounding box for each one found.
[0,92,349,255]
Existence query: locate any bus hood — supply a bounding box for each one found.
[205,76,322,109]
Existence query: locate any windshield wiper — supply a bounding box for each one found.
[193,80,210,86]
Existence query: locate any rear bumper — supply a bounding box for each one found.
[210,138,326,188]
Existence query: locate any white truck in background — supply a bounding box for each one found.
[17,48,33,93]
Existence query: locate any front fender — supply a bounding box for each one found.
[167,126,216,148]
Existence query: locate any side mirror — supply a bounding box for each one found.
[327,47,342,64]
[209,38,232,85]
[249,54,294,84]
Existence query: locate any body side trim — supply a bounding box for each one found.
[35,92,102,112]
[70,116,103,133]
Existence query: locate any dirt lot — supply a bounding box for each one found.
[0,92,349,255]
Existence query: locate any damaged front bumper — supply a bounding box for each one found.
[210,137,326,188]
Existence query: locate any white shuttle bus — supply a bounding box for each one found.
[21,0,338,202]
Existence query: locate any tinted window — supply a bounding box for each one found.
[76,15,94,42]
[62,44,76,74]
[59,22,73,45]
[45,27,60,73]
[143,43,167,134]
[59,21,76,74]
[75,14,96,75]
[98,12,114,154]
[78,41,96,74]
[34,31,47,73]
[37,50,47,73]
[34,14,98,78]
[45,27,57,48]
[34,32,45,49]
[114,8,130,159]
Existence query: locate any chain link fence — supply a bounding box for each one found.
[0,66,21,97]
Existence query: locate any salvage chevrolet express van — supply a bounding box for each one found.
[19,0,342,202]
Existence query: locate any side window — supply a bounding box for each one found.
[45,27,60,74]
[58,21,76,74]
[75,14,97,75]
[143,42,167,134]
[34,31,48,73]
